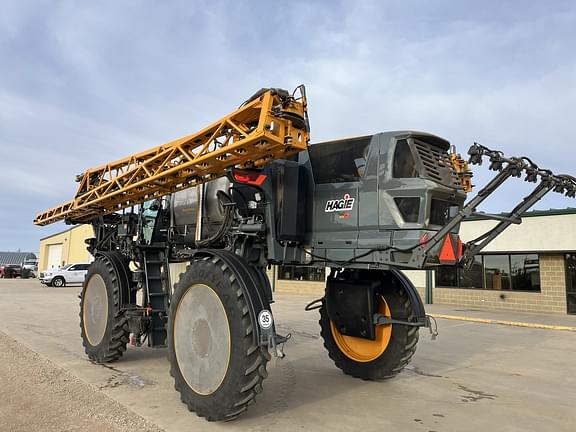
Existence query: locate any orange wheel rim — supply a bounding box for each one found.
[330,296,392,363]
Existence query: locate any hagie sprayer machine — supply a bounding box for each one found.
[35,86,576,420]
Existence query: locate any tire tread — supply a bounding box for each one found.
[79,255,130,363]
[169,257,269,421]
[319,279,419,380]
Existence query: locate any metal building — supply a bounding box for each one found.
[0,251,37,266]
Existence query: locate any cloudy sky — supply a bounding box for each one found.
[1,0,576,252]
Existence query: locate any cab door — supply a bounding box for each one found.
[314,183,359,248]
[309,137,372,249]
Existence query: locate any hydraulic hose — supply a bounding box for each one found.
[192,191,234,248]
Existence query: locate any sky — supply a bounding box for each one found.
[1,0,576,252]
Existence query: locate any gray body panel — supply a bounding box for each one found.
[169,130,467,270]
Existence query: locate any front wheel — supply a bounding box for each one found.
[319,281,419,380]
[79,255,130,363]
[168,256,270,421]
[52,276,65,287]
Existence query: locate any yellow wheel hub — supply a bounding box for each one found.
[330,296,392,363]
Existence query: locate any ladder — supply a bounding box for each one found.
[142,247,170,347]
[34,87,309,226]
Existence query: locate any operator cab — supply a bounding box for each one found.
[305,131,467,259]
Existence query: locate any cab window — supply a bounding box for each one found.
[142,200,160,244]
[309,137,371,184]
[393,139,418,178]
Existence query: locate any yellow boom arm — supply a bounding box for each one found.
[34,87,310,226]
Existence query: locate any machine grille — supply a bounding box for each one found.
[413,139,462,189]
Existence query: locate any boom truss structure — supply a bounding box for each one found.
[34,87,310,226]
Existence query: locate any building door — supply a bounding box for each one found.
[566,254,576,314]
[46,244,63,270]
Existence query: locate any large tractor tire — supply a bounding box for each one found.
[168,255,270,421]
[319,277,419,380]
[80,255,130,363]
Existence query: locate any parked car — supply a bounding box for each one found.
[0,265,22,278]
[40,263,91,287]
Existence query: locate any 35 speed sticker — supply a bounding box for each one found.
[258,310,273,330]
[325,193,355,212]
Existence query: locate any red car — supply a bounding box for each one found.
[0,265,22,278]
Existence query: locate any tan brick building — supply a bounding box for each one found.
[38,225,94,271]
[270,209,576,315]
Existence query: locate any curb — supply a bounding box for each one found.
[429,314,576,332]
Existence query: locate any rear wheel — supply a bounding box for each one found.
[168,256,270,421]
[319,280,419,380]
[80,255,130,363]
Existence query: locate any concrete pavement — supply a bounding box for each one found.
[425,303,576,329]
[1,279,575,431]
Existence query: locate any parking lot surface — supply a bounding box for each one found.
[1,279,575,431]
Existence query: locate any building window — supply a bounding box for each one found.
[435,254,540,292]
[278,266,325,282]
[484,255,511,290]
[510,254,540,291]
[435,265,458,288]
[434,255,484,289]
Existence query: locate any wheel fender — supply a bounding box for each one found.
[190,249,272,347]
[93,252,134,306]
[389,269,427,323]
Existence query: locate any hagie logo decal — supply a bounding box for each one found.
[325,194,355,212]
